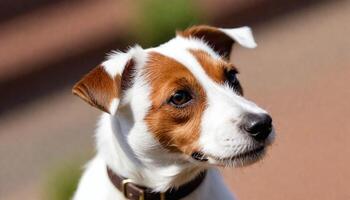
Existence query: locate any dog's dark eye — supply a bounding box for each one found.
[225,69,238,85]
[169,90,192,107]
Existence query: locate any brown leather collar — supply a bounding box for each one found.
[107,166,206,200]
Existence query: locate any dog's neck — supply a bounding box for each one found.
[96,112,205,192]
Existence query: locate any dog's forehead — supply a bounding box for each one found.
[152,36,221,59]
[145,37,231,88]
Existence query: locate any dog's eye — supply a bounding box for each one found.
[225,69,238,85]
[169,90,192,107]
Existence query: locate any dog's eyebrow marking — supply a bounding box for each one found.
[143,52,207,155]
[189,49,236,85]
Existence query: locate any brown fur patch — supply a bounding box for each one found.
[178,25,234,58]
[72,65,120,113]
[189,49,243,95]
[189,49,234,84]
[144,52,207,154]
[73,59,136,113]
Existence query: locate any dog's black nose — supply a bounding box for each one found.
[242,113,272,141]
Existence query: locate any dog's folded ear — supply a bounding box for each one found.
[72,46,143,114]
[178,25,257,58]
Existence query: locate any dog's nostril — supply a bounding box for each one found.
[242,113,272,142]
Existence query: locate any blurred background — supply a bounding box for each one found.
[0,0,349,199]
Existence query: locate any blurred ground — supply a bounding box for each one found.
[0,0,349,200]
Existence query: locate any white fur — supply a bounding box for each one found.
[109,99,119,116]
[103,45,145,77]
[219,26,257,48]
[74,26,273,200]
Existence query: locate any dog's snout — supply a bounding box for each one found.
[241,113,272,141]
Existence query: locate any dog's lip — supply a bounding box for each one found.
[209,145,265,162]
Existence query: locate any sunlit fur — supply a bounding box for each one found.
[73,26,274,200]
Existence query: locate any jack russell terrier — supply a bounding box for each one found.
[72,25,275,200]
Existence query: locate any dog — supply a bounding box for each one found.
[72,25,275,200]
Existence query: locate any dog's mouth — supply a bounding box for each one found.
[213,146,266,167]
[192,146,266,167]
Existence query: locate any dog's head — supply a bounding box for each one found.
[73,25,274,168]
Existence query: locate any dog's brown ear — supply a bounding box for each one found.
[178,25,257,58]
[72,66,121,114]
[73,47,141,114]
